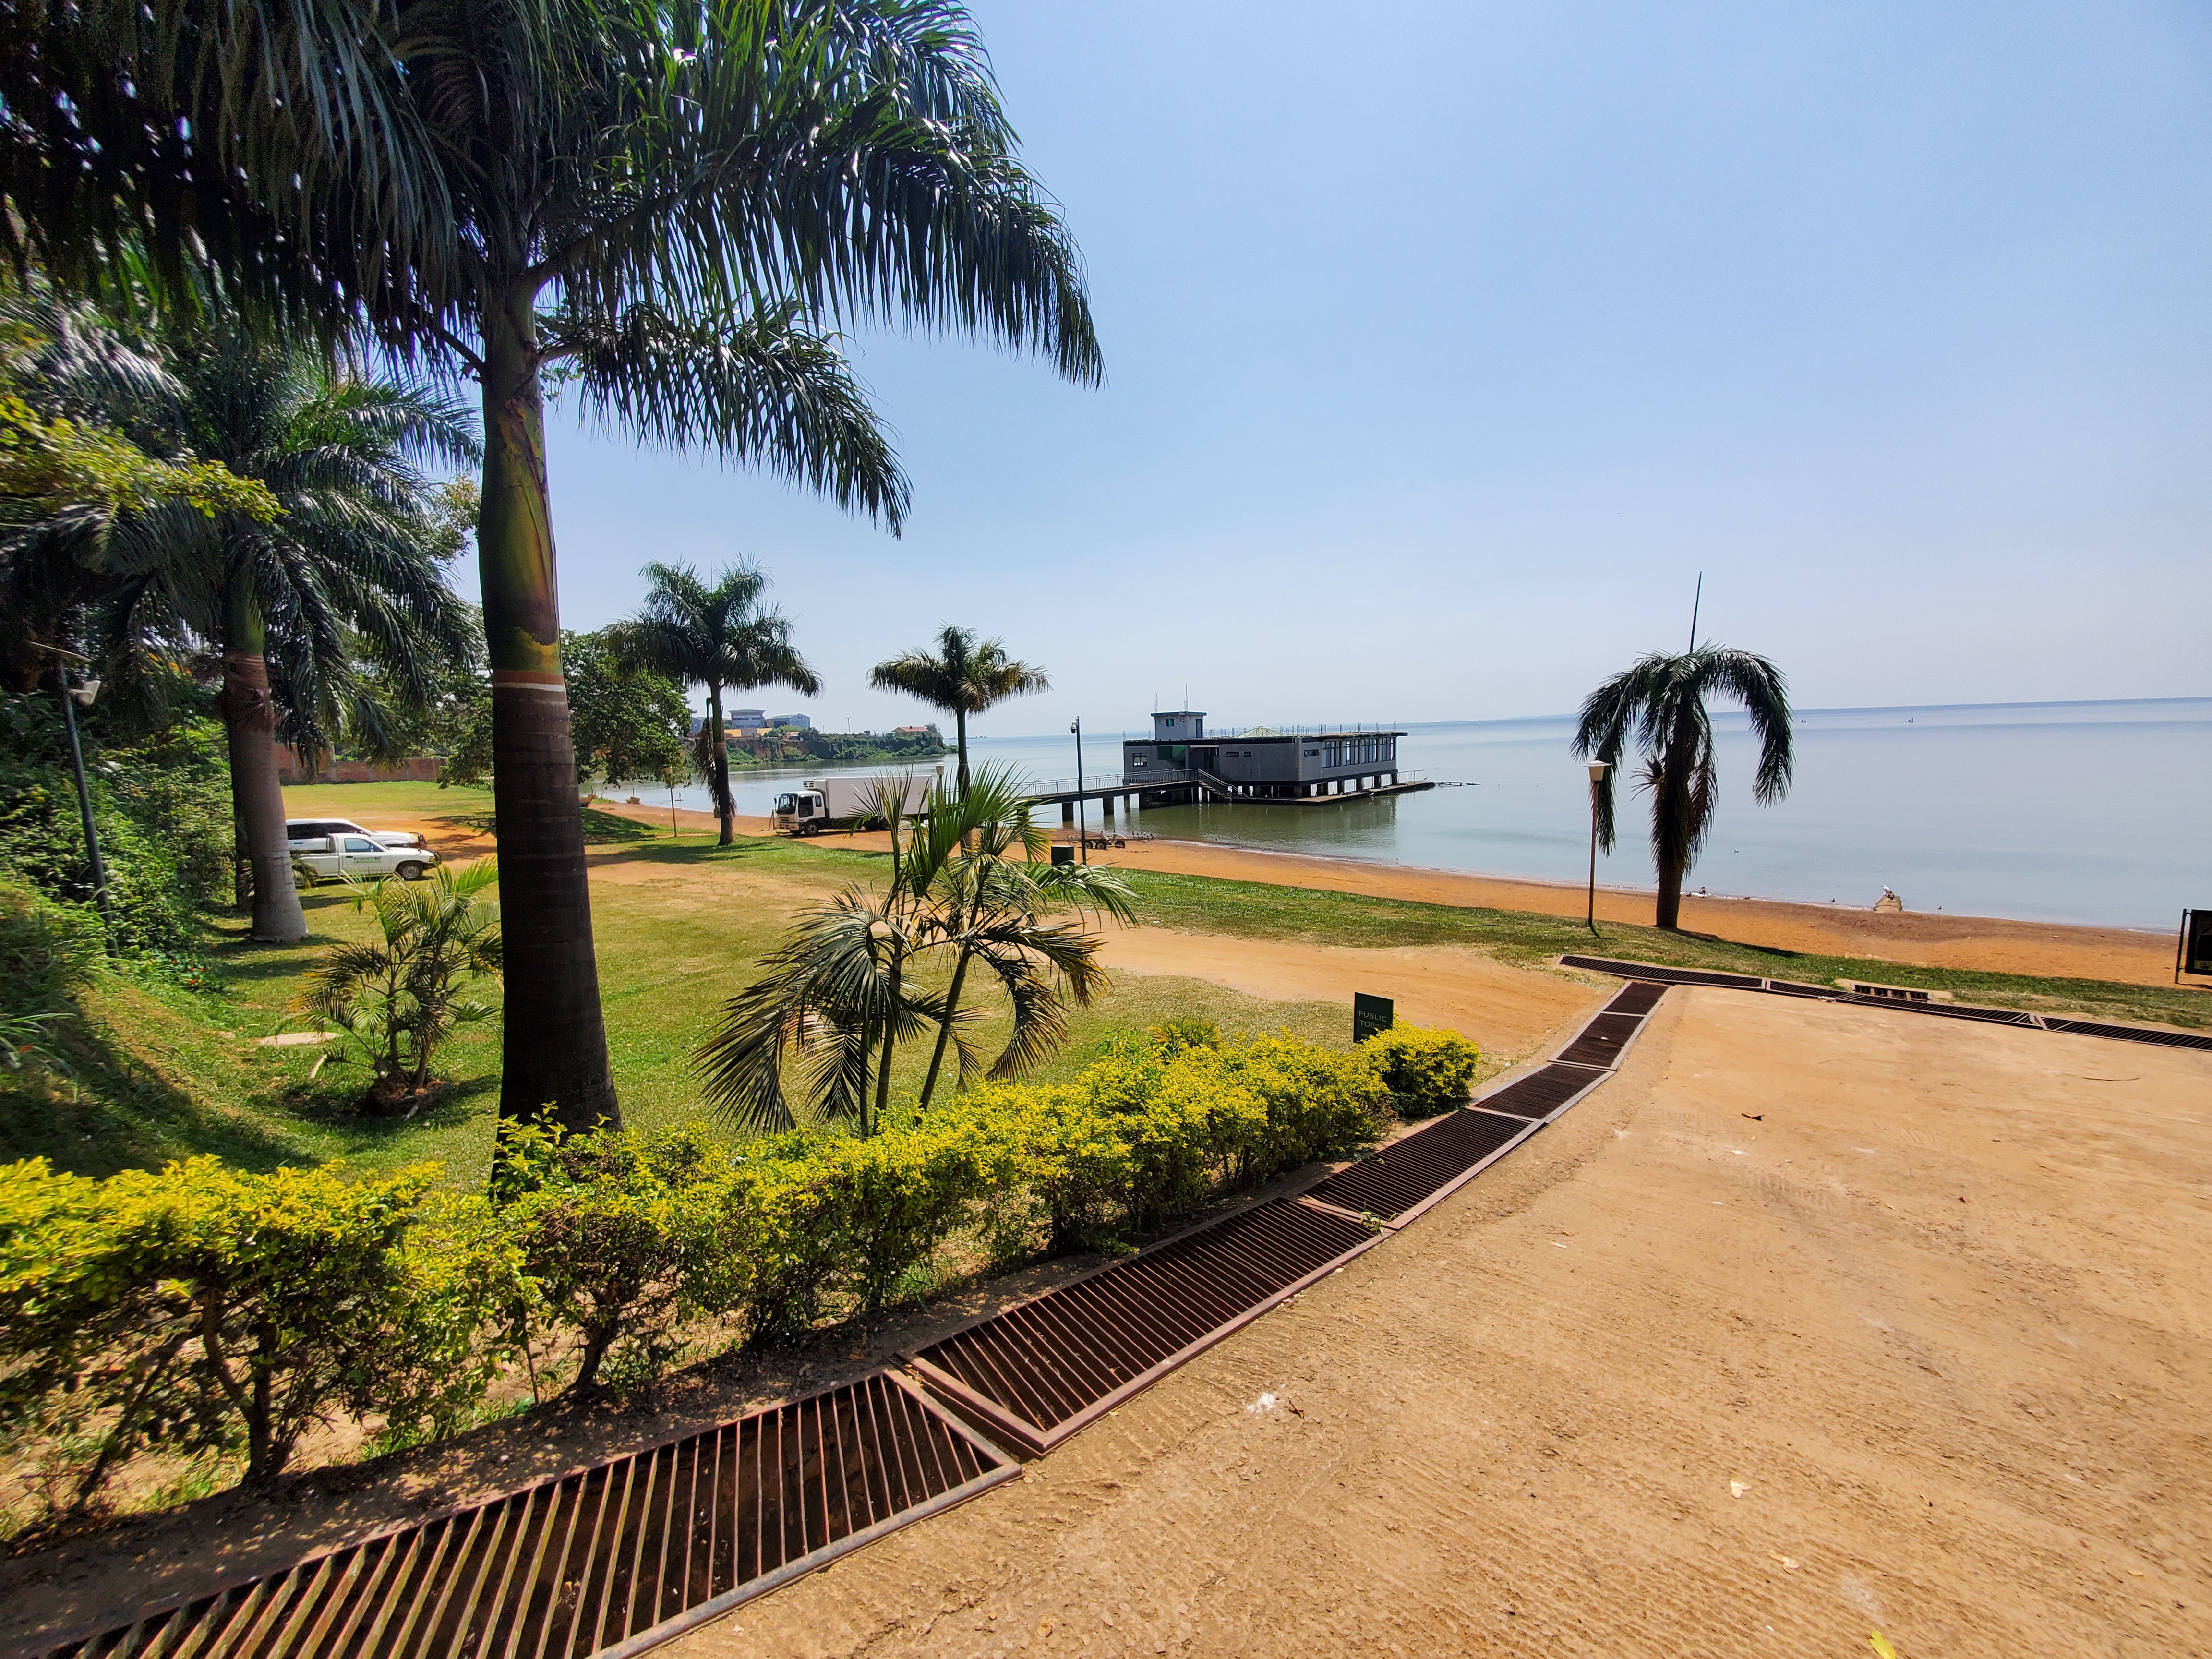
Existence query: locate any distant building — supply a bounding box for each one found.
[1121,710,1407,801]
[769,713,812,730]
[893,725,931,736]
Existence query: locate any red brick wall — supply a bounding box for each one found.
[273,740,441,784]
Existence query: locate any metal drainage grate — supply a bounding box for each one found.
[1554,1011,1649,1069]
[1559,955,1766,989]
[2042,1018,2212,1052]
[906,1198,1380,1456]
[1304,1108,1538,1226]
[38,1373,1013,1659]
[1476,1062,1609,1122]
[1604,982,1670,1018]
[1842,996,2037,1028]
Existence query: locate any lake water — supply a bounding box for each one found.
[655,699,2212,932]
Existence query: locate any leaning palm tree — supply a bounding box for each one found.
[869,626,1050,798]
[1572,646,1794,931]
[621,563,818,847]
[98,331,477,943]
[2,0,1099,1134]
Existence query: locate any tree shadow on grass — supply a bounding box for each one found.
[0,1018,315,1177]
[280,1073,495,1144]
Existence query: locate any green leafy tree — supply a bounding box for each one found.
[562,628,690,792]
[0,294,279,693]
[621,563,817,846]
[869,625,1050,800]
[0,0,1103,1134]
[1572,645,1794,930]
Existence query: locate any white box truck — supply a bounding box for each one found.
[770,770,939,835]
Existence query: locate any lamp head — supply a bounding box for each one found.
[1587,760,1611,782]
[71,677,100,707]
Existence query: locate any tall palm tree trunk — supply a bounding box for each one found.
[1651,703,1701,932]
[953,708,969,797]
[479,288,620,1133]
[219,587,308,943]
[708,684,733,846]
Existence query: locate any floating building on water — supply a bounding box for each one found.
[1120,711,1425,804]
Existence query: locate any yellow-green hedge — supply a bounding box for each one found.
[0,1023,1422,1515]
[1359,1021,1482,1116]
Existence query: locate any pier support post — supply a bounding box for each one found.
[1102,794,1115,822]
[1061,800,1074,827]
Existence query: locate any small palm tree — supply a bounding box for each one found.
[902,764,1136,1108]
[695,769,1131,1135]
[870,626,1049,799]
[294,861,503,1110]
[621,562,819,847]
[1573,646,1794,930]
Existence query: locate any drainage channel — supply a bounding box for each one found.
[33,1373,1015,1659]
[1303,1107,1540,1227]
[1559,954,2212,1052]
[904,1198,1383,1457]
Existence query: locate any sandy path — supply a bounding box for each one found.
[569,801,2186,988]
[669,988,2212,1659]
[1095,929,1601,1070]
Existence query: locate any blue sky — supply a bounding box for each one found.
[467,1,2212,737]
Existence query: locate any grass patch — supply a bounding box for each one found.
[1115,867,2211,1030]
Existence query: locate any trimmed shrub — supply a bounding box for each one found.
[819,1112,991,1314]
[0,1154,509,1504]
[1219,1033,1392,1181]
[495,1121,730,1393]
[1361,1021,1481,1117]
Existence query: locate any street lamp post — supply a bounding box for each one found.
[1585,760,1611,935]
[1070,717,1086,863]
[38,642,115,949]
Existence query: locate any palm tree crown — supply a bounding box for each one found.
[870,625,1049,794]
[92,325,476,943]
[1572,645,1793,931]
[622,562,819,846]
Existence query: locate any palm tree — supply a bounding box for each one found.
[2,0,1100,1134]
[696,769,1131,1135]
[98,331,477,943]
[1572,646,1794,931]
[870,626,1050,798]
[621,563,818,847]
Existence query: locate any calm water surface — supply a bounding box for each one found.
[661,699,2212,931]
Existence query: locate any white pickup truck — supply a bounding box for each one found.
[770,772,937,836]
[288,829,440,887]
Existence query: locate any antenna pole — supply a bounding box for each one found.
[1688,572,1703,654]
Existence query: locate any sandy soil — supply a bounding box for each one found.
[565,800,2186,989]
[661,987,2212,1659]
[1095,929,1601,1073]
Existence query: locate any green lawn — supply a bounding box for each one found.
[8,781,2198,1185]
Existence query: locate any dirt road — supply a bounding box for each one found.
[670,987,2212,1659]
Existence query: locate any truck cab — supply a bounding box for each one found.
[770,789,829,835]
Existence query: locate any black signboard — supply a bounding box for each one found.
[2181,909,2212,980]
[1353,992,1395,1042]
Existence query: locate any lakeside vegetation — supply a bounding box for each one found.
[8,778,2200,1195]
